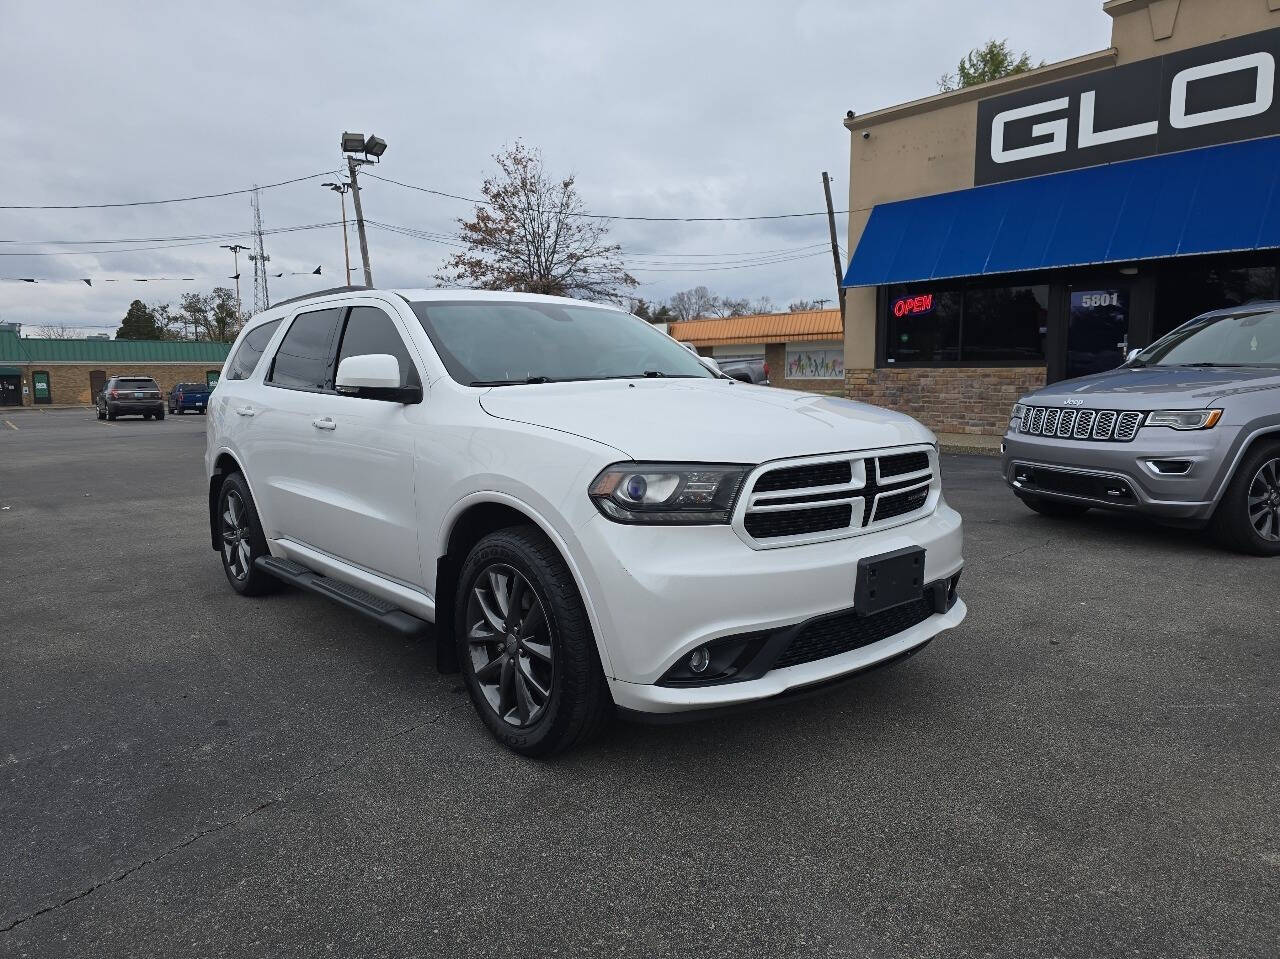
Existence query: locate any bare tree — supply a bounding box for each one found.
[668,286,719,322]
[436,141,636,301]
[31,324,81,339]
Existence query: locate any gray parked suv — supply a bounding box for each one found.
[1002,303,1280,555]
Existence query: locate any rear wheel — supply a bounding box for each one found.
[156,409,165,420]
[1017,493,1090,518]
[1212,441,1280,556]
[455,526,611,756]
[142,412,152,420]
[217,473,280,595]
[106,407,117,420]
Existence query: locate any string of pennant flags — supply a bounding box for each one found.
[0,267,323,285]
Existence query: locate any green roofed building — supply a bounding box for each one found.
[0,326,231,407]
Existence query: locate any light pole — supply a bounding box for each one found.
[340,132,387,288]
[322,181,353,285]
[220,243,249,317]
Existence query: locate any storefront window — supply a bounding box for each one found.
[885,287,960,362]
[1154,263,1276,340]
[962,285,1047,361]
[884,282,1046,364]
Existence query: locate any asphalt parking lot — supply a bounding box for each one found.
[1,407,1277,958]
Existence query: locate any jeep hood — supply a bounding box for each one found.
[478,379,930,462]
[1026,366,1280,407]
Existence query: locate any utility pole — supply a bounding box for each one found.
[322,182,352,285]
[346,156,373,287]
[339,133,387,288]
[220,243,249,317]
[822,172,846,327]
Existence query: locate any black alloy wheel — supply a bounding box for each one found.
[216,473,279,595]
[455,526,611,756]
[465,564,555,727]
[1246,456,1280,543]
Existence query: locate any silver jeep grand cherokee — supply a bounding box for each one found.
[1002,303,1280,555]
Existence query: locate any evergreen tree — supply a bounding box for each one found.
[115,300,162,340]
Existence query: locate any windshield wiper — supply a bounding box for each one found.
[469,375,555,386]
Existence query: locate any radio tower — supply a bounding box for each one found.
[248,186,271,314]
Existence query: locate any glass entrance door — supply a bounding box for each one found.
[0,375,20,406]
[1067,286,1130,380]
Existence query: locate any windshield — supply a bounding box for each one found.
[1135,308,1280,368]
[408,300,715,385]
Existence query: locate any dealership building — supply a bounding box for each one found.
[0,324,230,407]
[842,0,1280,436]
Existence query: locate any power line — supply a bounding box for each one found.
[0,221,349,256]
[0,171,337,210]
[365,172,852,222]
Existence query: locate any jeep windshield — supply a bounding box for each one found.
[408,300,715,386]
[1134,308,1280,368]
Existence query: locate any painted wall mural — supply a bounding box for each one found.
[785,347,844,380]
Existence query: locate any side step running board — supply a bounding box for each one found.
[255,556,430,638]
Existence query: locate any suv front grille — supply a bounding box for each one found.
[773,595,937,669]
[1019,406,1143,442]
[739,447,935,546]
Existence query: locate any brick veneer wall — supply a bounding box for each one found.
[844,367,1047,435]
[12,363,223,407]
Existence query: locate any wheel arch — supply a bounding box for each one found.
[208,449,252,550]
[434,493,613,678]
[1208,423,1280,510]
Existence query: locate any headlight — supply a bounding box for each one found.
[589,463,749,524]
[1144,409,1223,430]
[1010,403,1027,428]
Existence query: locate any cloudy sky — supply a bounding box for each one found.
[1,0,1109,335]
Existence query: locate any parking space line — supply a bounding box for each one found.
[4,420,17,430]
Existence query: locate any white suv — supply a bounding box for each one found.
[206,288,966,754]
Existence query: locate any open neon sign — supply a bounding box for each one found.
[891,293,934,317]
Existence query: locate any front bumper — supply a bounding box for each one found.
[1001,429,1226,521]
[575,503,965,714]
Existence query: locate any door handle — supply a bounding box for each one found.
[234,406,256,417]
[312,417,337,431]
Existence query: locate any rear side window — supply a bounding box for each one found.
[336,306,421,388]
[268,308,343,390]
[226,319,282,381]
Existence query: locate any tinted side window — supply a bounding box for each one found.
[226,319,282,381]
[336,306,421,388]
[268,309,343,390]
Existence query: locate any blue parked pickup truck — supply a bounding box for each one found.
[168,382,211,415]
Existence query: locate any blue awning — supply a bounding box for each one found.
[844,135,1280,287]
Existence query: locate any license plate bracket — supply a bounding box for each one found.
[855,546,926,615]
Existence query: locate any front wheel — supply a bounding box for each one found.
[455,526,611,756]
[1017,493,1090,518]
[217,473,280,595]
[1212,441,1280,556]
[96,406,106,421]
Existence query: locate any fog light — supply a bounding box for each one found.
[688,647,711,673]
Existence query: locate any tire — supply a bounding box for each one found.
[107,406,117,421]
[455,525,611,756]
[1018,493,1090,518]
[1211,440,1280,556]
[216,472,281,596]
[142,412,152,420]
[96,406,106,421]
[156,409,165,420]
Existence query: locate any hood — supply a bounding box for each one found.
[1025,366,1280,408]
[478,379,931,462]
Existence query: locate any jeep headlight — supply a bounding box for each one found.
[589,463,749,524]
[1144,409,1223,430]
[1010,403,1028,429]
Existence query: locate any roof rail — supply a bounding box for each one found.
[268,285,370,310]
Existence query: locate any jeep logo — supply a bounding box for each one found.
[975,28,1280,185]
[1062,398,1084,406]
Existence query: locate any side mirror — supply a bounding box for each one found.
[335,353,422,404]
[1126,348,1142,363]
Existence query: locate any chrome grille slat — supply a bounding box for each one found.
[1018,406,1142,442]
